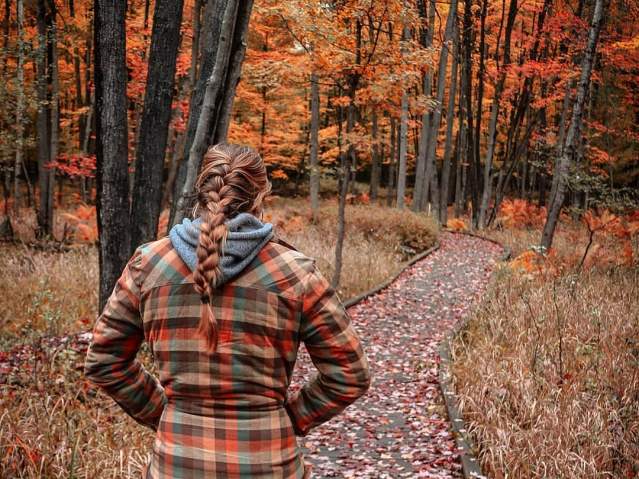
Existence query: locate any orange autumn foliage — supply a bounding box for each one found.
[497,199,547,229]
[446,218,468,232]
[61,204,98,243]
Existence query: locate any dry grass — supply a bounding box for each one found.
[0,199,438,478]
[1,346,156,478]
[452,225,639,478]
[0,245,98,350]
[267,197,438,299]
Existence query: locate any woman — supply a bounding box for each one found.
[84,143,371,478]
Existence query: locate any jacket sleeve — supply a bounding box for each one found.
[285,262,371,436]
[84,248,167,431]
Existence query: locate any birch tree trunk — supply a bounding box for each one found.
[95,0,130,310]
[130,0,185,251]
[309,71,320,220]
[541,0,604,249]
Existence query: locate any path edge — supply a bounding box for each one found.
[438,229,511,479]
[343,242,440,308]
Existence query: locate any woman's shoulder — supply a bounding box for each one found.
[229,236,319,295]
[264,236,316,271]
[131,236,192,288]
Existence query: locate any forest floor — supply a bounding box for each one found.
[290,232,503,478]
[0,229,502,478]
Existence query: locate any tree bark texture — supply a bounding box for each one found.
[130,0,185,252]
[396,87,409,209]
[309,71,320,220]
[214,0,254,143]
[440,21,460,224]
[35,0,54,236]
[172,0,239,227]
[170,0,229,226]
[369,110,381,202]
[412,0,436,211]
[541,0,604,249]
[422,0,459,221]
[478,0,517,228]
[14,0,24,213]
[94,0,131,310]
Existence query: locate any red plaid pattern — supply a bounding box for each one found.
[84,237,371,478]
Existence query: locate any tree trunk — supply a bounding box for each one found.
[13,0,24,214]
[190,0,202,85]
[369,109,381,202]
[213,0,254,143]
[396,87,409,209]
[548,81,572,207]
[309,71,320,220]
[440,21,460,225]
[333,20,361,289]
[423,0,459,221]
[470,0,488,228]
[396,16,411,210]
[332,105,353,289]
[454,127,464,217]
[478,0,517,228]
[412,0,436,211]
[461,0,476,221]
[169,0,230,226]
[130,0,185,251]
[541,0,604,249]
[47,0,58,232]
[172,0,239,227]
[95,0,131,310]
[69,0,86,150]
[387,117,396,207]
[36,0,53,237]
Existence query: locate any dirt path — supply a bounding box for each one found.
[290,232,503,478]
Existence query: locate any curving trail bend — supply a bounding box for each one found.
[290,232,503,479]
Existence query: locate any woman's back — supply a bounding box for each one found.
[84,144,371,478]
[85,234,370,478]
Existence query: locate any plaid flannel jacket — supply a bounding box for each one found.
[84,236,371,478]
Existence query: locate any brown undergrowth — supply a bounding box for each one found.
[0,198,437,478]
[451,223,639,478]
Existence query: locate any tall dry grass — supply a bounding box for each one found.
[0,245,98,350]
[267,197,438,299]
[0,199,437,478]
[452,226,639,478]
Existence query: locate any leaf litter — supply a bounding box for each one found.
[289,232,503,478]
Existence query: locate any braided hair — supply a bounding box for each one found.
[192,143,271,352]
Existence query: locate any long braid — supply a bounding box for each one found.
[191,144,271,352]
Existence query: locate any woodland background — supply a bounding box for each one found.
[1,0,639,477]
